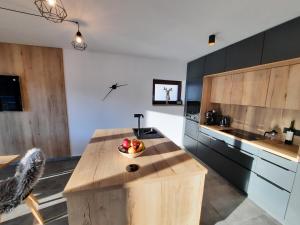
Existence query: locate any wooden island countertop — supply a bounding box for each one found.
[64,128,208,225]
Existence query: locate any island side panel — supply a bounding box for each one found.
[66,174,205,225]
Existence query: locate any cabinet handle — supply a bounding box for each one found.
[240,150,254,157]
[200,132,217,141]
[256,174,286,191]
[260,158,289,171]
[226,144,235,149]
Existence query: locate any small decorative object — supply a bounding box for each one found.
[285,120,295,145]
[71,22,88,51]
[34,0,67,23]
[118,138,145,158]
[102,83,128,101]
[163,87,172,104]
[152,79,182,105]
[208,34,216,46]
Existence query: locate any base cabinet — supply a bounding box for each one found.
[184,120,299,224]
[285,164,300,225]
[249,174,290,222]
[183,134,198,156]
[197,141,252,193]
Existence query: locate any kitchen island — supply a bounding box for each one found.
[64,128,208,225]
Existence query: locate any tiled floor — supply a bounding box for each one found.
[0,158,281,225]
[200,167,281,225]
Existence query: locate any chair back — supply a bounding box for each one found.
[0,148,45,214]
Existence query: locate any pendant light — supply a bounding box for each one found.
[34,0,67,23]
[71,22,87,51]
[208,34,216,46]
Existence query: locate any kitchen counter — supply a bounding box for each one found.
[200,125,300,162]
[64,128,207,225]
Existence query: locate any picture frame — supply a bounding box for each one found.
[152,79,182,105]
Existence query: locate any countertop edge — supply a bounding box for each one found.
[200,125,300,162]
[63,170,207,196]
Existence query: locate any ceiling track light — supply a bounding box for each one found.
[71,22,87,51]
[34,0,67,23]
[208,34,216,46]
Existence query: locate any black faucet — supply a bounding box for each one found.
[134,114,144,137]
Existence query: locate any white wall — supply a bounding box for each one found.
[63,49,186,156]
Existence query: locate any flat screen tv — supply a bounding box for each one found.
[0,75,23,111]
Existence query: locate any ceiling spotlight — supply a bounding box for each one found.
[34,0,67,23]
[208,34,216,46]
[71,22,87,51]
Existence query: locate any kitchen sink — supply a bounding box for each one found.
[132,128,164,139]
[220,129,265,141]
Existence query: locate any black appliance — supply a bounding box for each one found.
[220,116,231,127]
[205,110,219,125]
[221,129,265,141]
[0,75,23,111]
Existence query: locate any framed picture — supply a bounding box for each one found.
[152,79,182,105]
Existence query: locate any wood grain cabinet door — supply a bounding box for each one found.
[266,66,289,109]
[242,69,270,107]
[285,64,300,110]
[210,75,232,104]
[230,73,244,105]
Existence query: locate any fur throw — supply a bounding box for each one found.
[0,148,45,214]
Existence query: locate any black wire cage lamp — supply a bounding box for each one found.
[34,0,67,23]
[71,22,87,51]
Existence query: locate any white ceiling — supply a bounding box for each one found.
[0,0,299,62]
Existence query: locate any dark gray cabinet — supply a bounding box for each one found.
[225,33,264,71]
[186,58,204,101]
[185,119,199,140]
[204,49,226,75]
[209,138,256,171]
[197,141,252,193]
[262,17,300,63]
[187,57,205,81]
[183,134,198,156]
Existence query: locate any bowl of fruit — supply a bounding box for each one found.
[118,138,145,158]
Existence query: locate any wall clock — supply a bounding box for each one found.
[102,83,128,101]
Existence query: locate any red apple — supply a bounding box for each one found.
[122,138,131,149]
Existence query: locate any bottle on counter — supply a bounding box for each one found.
[285,120,295,145]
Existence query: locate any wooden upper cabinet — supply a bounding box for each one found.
[210,75,232,104]
[230,73,244,105]
[286,64,300,110]
[242,69,270,107]
[266,66,289,109]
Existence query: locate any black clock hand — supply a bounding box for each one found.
[116,84,128,88]
[102,88,113,101]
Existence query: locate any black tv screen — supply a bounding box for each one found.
[0,75,23,111]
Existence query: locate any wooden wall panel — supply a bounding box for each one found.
[242,69,270,107]
[266,66,289,109]
[0,43,70,158]
[285,64,300,110]
[230,73,244,105]
[210,75,232,104]
[217,104,300,145]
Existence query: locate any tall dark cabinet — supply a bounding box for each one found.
[185,57,205,117]
[225,33,264,71]
[262,17,300,64]
[204,49,226,75]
